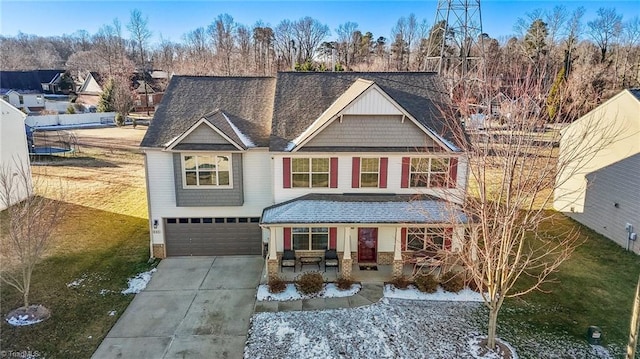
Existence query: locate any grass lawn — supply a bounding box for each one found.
[1,127,153,358]
[498,212,640,353]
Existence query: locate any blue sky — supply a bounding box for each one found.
[1,1,639,44]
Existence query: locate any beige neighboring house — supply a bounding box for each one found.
[554,89,640,253]
[0,99,31,210]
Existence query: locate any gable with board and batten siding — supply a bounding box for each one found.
[295,82,448,152]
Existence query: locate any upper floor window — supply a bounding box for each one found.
[406,227,446,251]
[360,158,380,188]
[292,227,328,250]
[18,95,24,105]
[292,158,329,188]
[410,157,450,188]
[183,154,231,187]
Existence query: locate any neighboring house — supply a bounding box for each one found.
[0,99,31,210]
[76,72,105,109]
[131,73,166,113]
[140,72,468,278]
[554,89,640,254]
[77,71,166,113]
[0,70,64,112]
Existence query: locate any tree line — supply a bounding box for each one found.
[1,7,638,120]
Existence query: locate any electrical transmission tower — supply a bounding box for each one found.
[424,0,485,91]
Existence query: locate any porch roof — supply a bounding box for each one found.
[260,194,468,225]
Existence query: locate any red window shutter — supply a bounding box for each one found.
[351,157,360,188]
[444,227,453,250]
[401,227,407,251]
[401,157,410,188]
[284,227,292,250]
[448,157,458,188]
[379,157,388,188]
[283,157,291,188]
[330,157,338,188]
[329,227,337,249]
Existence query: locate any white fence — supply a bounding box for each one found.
[26,112,116,127]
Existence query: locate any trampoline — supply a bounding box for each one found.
[30,146,74,155]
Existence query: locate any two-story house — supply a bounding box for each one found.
[140,72,468,279]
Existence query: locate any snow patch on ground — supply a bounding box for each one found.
[121,268,156,294]
[67,276,87,288]
[6,315,45,327]
[468,335,518,359]
[384,284,484,302]
[245,299,614,359]
[257,283,361,301]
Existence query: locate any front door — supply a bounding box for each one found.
[358,228,378,263]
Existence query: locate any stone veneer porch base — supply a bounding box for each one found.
[152,244,166,258]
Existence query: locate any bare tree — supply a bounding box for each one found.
[127,9,152,114]
[293,17,330,64]
[274,19,296,70]
[588,8,623,63]
[0,162,63,309]
[208,13,237,75]
[335,21,358,69]
[438,65,625,351]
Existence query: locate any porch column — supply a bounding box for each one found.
[267,227,278,278]
[392,227,404,279]
[342,227,353,279]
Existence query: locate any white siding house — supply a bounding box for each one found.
[0,99,31,210]
[141,73,468,279]
[554,89,640,253]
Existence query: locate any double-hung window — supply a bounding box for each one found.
[406,227,446,251]
[292,227,329,250]
[183,154,231,187]
[291,158,329,188]
[410,157,450,188]
[360,158,380,188]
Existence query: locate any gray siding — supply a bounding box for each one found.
[181,124,231,145]
[173,153,244,206]
[304,115,435,148]
[568,154,640,254]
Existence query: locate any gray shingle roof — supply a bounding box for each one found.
[141,72,455,151]
[270,72,453,151]
[260,193,468,224]
[141,76,276,148]
[0,70,63,92]
[630,89,640,101]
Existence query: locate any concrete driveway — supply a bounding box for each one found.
[92,256,264,359]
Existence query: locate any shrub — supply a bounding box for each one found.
[440,271,465,293]
[294,271,324,295]
[335,276,354,291]
[390,275,411,289]
[414,274,439,293]
[114,113,125,126]
[267,275,286,294]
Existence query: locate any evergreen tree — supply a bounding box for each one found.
[546,67,565,122]
[97,78,115,112]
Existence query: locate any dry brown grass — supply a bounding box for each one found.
[31,127,148,220]
[28,126,149,257]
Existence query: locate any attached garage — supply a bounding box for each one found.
[164,217,262,256]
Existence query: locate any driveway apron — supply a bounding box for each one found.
[92,256,264,359]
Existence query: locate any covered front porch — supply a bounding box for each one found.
[260,193,467,280]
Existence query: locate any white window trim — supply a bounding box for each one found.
[360,157,381,188]
[290,157,331,188]
[181,153,233,189]
[292,227,329,250]
[406,227,447,251]
[409,157,450,188]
